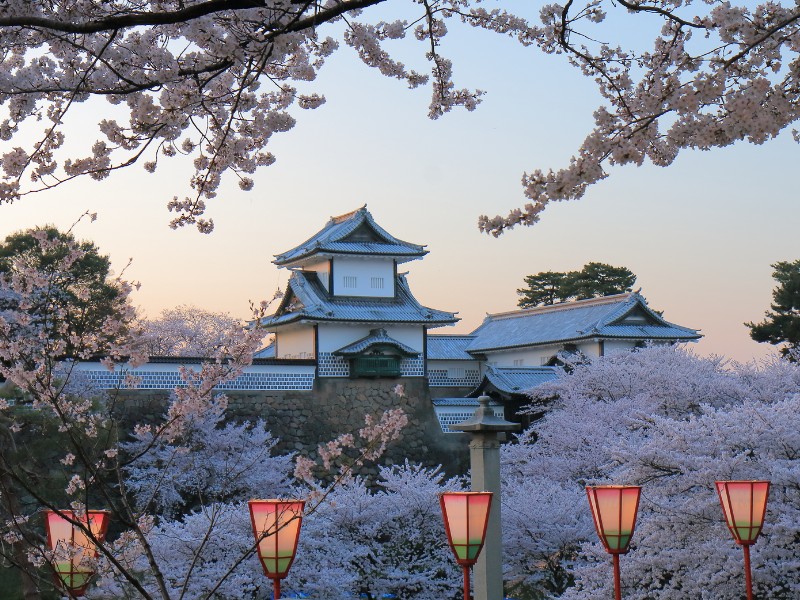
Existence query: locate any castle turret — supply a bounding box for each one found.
[260,206,458,378]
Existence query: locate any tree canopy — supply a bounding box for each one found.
[139,304,247,357]
[503,346,800,598]
[0,1,797,233]
[746,260,800,360]
[517,262,636,308]
[0,225,131,359]
[0,232,410,598]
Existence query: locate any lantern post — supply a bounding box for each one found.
[715,480,770,600]
[585,486,642,600]
[248,499,305,600]
[440,491,493,600]
[450,394,521,600]
[44,509,111,597]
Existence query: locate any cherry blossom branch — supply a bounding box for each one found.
[722,10,800,67]
[0,0,388,36]
[614,0,703,29]
[0,0,286,33]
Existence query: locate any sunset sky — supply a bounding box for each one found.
[1,15,797,363]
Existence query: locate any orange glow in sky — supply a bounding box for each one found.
[0,25,796,364]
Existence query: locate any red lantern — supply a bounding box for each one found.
[439,491,493,600]
[248,499,305,600]
[44,510,111,597]
[586,486,641,600]
[716,480,770,600]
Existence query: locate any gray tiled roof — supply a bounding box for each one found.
[466,292,700,353]
[480,366,560,394]
[274,206,427,265]
[334,328,419,357]
[597,324,700,339]
[427,335,477,360]
[254,343,276,358]
[259,272,458,328]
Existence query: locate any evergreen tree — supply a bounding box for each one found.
[0,226,127,359]
[746,260,800,360]
[567,262,637,300]
[517,263,636,308]
[516,271,569,308]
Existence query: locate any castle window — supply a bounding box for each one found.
[447,366,466,379]
[371,277,384,289]
[513,359,525,367]
[343,275,357,288]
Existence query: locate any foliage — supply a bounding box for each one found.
[0,2,797,233]
[746,260,800,360]
[516,271,569,308]
[0,226,411,599]
[89,464,459,600]
[123,397,294,518]
[517,263,636,308]
[138,305,246,358]
[503,346,800,598]
[288,463,463,600]
[0,221,132,359]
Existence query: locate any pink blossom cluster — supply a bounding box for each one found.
[0,2,794,233]
[293,407,409,505]
[0,219,415,598]
[503,346,800,598]
[476,0,800,235]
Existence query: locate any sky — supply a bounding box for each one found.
[0,8,798,363]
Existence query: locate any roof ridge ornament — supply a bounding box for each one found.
[273,206,427,267]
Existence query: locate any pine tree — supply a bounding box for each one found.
[747,260,800,360]
[517,263,636,308]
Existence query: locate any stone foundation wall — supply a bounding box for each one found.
[113,377,469,476]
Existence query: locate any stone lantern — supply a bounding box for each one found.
[450,394,521,600]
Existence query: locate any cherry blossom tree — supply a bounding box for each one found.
[138,305,248,357]
[122,397,294,517]
[0,1,797,233]
[86,463,458,600]
[502,346,800,598]
[287,462,462,600]
[0,226,411,599]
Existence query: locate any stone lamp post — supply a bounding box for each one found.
[451,394,521,600]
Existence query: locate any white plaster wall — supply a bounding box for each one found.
[332,257,394,298]
[578,341,603,359]
[317,323,423,353]
[276,327,315,358]
[482,340,604,367]
[427,359,481,376]
[303,259,330,292]
[481,347,552,367]
[603,339,639,355]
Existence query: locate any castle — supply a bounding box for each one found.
[75,206,701,442]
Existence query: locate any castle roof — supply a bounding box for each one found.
[470,365,560,395]
[426,334,477,360]
[333,328,419,357]
[273,205,427,266]
[258,271,458,328]
[466,292,701,353]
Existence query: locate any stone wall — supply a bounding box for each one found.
[113,377,469,476]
